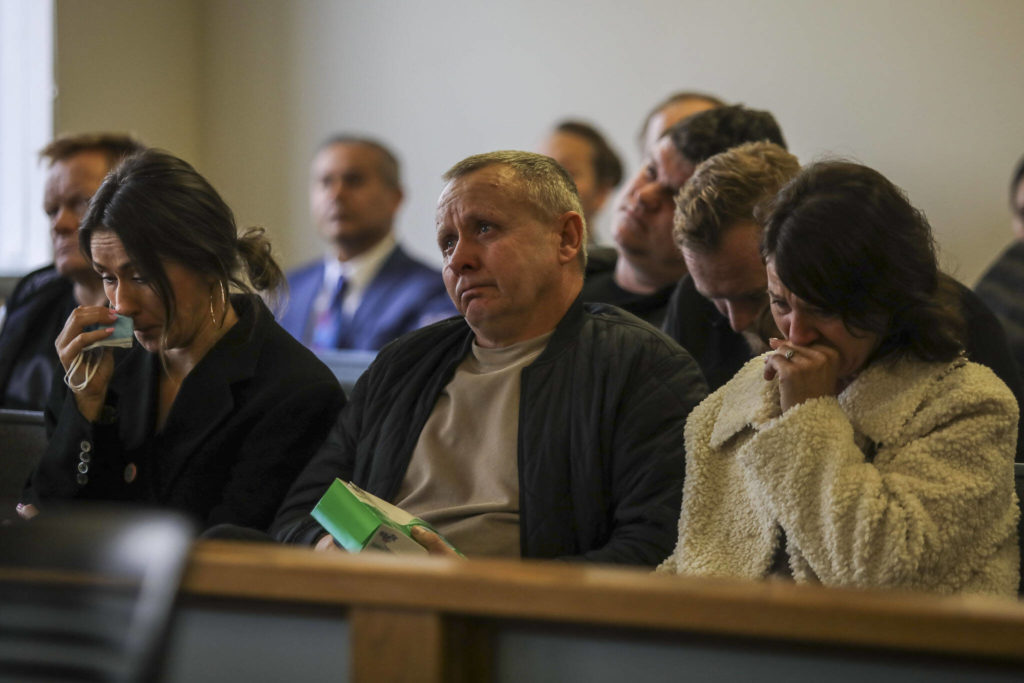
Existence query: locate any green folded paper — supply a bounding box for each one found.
[311,479,460,555]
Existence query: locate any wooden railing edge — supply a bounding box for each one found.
[181,540,1024,663]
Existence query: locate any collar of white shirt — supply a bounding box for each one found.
[316,234,397,317]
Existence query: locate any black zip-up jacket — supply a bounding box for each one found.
[0,265,76,410]
[271,298,708,566]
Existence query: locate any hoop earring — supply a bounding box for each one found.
[209,281,229,328]
[209,291,218,328]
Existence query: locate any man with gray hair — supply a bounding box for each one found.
[271,150,707,564]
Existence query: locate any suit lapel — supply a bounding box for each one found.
[282,262,324,344]
[153,296,265,496]
[341,247,406,348]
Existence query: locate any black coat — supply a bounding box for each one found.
[271,298,708,566]
[580,248,675,328]
[0,265,77,410]
[661,276,752,393]
[24,295,346,530]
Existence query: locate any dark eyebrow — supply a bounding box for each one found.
[93,260,134,275]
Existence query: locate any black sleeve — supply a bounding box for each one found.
[203,376,346,530]
[23,376,127,506]
[959,283,1024,462]
[268,379,364,545]
[574,345,707,566]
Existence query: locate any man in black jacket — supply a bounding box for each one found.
[271,151,708,565]
[0,133,144,409]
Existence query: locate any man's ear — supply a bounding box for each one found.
[390,186,405,209]
[555,211,584,265]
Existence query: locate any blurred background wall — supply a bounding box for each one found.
[54,0,1024,284]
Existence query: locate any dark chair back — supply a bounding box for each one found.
[0,506,195,682]
[0,409,46,503]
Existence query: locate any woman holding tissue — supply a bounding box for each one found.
[20,150,345,530]
[658,161,1019,595]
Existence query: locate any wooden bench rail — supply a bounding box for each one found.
[183,540,1024,663]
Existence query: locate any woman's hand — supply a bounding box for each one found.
[55,306,118,421]
[764,338,842,412]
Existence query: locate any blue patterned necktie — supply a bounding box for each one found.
[311,275,348,349]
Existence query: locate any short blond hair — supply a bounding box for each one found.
[674,141,799,253]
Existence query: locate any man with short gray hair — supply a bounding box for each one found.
[272,150,707,564]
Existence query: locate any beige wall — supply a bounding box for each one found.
[55,0,202,167]
[56,0,1024,283]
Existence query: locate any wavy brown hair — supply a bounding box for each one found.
[79,149,284,344]
[758,160,965,363]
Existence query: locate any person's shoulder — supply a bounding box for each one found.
[996,240,1024,266]
[376,314,467,356]
[579,302,704,374]
[585,245,617,276]
[386,245,442,280]
[976,241,1024,287]
[7,265,70,308]
[947,357,1019,406]
[854,355,1016,421]
[583,302,677,343]
[285,259,325,284]
[580,265,617,300]
[247,298,338,384]
[354,315,467,387]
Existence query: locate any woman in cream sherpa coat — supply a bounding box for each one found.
[658,161,1020,596]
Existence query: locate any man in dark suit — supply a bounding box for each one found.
[0,133,144,410]
[279,136,455,350]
